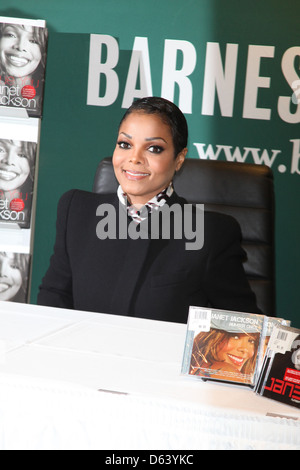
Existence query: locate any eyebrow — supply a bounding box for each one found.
[120,132,167,143]
[119,132,132,139]
[3,25,19,32]
[145,137,167,143]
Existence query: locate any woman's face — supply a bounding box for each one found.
[0,140,30,191]
[112,111,186,206]
[0,24,42,78]
[217,333,256,371]
[292,347,300,370]
[0,253,22,301]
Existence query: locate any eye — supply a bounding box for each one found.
[148,145,164,154]
[229,333,240,340]
[9,264,19,270]
[3,32,17,39]
[29,37,40,45]
[117,141,131,150]
[0,148,7,158]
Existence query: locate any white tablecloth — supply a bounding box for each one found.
[0,301,299,450]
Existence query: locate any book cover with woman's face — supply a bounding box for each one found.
[0,251,30,303]
[0,19,48,117]
[0,138,37,228]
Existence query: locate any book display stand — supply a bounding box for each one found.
[0,16,48,303]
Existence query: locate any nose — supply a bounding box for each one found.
[1,149,14,166]
[14,34,28,53]
[237,337,251,353]
[129,147,145,165]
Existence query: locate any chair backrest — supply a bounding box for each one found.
[93,157,275,317]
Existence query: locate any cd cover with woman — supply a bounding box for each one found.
[181,306,266,387]
[255,325,300,409]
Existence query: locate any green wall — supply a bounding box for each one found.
[1,1,299,327]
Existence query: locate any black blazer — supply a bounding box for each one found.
[38,190,259,323]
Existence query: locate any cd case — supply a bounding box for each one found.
[181,306,266,387]
[255,325,300,409]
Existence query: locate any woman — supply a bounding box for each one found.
[0,22,48,114]
[0,252,30,303]
[0,139,36,193]
[292,340,300,371]
[189,328,261,384]
[38,97,259,323]
[0,139,37,227]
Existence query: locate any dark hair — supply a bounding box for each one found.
[119,97,188,157]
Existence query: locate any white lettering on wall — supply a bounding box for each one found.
[243,45,275,120]
[86,35,300,123]
[161,39,197,114]
[122,37,153,108]
[193,140,300,175]
[202,42,239,117]
[193,143,281,167]
[290,139,300,174]
[87,34,119,106]
[278,47,300,124]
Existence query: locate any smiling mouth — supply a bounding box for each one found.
[123,169,150,180]
[0,282,11,294]
[6,54,30,67]
[227,354,246,367]
[0,169,18,181]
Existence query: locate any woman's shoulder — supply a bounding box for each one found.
[57,189,118,214]
[59,189,117,204]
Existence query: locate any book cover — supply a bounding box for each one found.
[0,250,31,303]
[0,16,48,118]
[0,118,39,229]
[181,306,266,387]
[255,325,300,409]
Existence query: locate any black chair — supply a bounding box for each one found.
[93,157,275,317]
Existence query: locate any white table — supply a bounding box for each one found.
[0,301,299,450]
